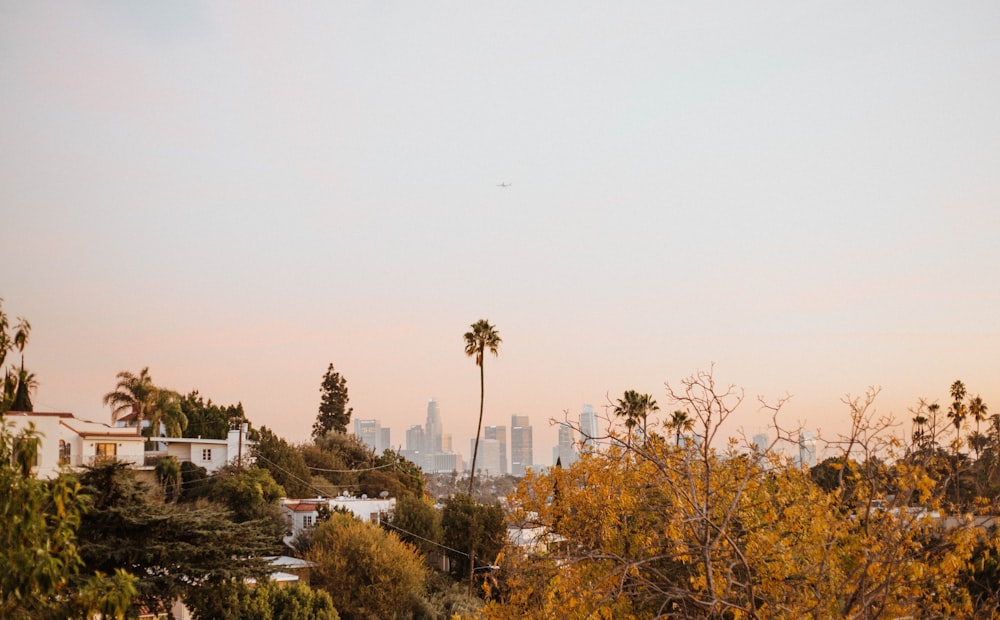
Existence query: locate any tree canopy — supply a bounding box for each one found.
[312,364,353,439]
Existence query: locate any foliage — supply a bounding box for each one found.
[440,493,506,581]
[482,369,986,619]
[75,461,279,616]
[0,298,34,414]
[254,425,315,498]
[181,390,246,440]
[211,466,288,533]
[312,363,353,439]
[102,367,187,438]
[387,494,442,556]
[186,579,340,620]
[307,511,428,619]
[154,455,181,502]
[0,423,136,619]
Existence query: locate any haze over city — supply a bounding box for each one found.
[2,2,998,463]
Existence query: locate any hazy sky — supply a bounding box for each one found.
[2,2,998,463]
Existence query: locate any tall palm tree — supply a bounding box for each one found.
[669,410,694,447]
[464,319,501,496]
[103,367,158,437]
[911,413,929,451]
[969,395,989,459]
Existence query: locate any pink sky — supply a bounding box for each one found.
[2,2,998,464]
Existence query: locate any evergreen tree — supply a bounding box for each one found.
[312,364,353,439]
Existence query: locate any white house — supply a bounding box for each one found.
[3,411,147,479]
[150,425,254,474]
[281,496,397,543]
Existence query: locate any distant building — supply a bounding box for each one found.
[554,422,578,466]
[472,438,501,477]
[511,414,533,477]
[752,431,769,454]
[353,419,389,454]
[799,431,817,468]
[425,399,443,452]
[580,404,599,451]
[484,425,507,475]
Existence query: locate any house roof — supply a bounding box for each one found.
[60,418,145,440]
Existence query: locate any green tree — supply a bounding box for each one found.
[387,494,442,557]
[464,319,502,496]
[102,367,186,438]
[181,390,244,440]
[440,493,506,581]
[307,512,428,619]
[154,456,181,503]
[254,426,314,498]
[75,462,279,616]
[186,576,340,620]
[312,364,353,439]
[0,299,33,414]
[0,423,136,618]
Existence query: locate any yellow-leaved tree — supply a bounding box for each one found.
[480,370,985,619]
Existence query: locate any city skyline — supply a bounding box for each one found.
[2,3,998,457]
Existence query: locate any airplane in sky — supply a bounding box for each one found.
[496,182,511,188]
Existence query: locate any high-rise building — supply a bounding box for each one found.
[554,422,578,466]
[752,431,769,454]
[484,425,507,475]
[798,431,817,468]
[425,399,443,452]
[580,404,599,451]
[353,419,388,453]
[471,438,502,477]
[511,414,533,477]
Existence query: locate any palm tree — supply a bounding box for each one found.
[104,366,187,435]
[613,390,659,445]
[669,410,694,447]
[911,413,929,451]
[146,388,187,438]
[464,319,501,496]
[969,395,989,459]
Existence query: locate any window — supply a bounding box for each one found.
[59,440,71,466]
[303,515,315,528]
[95,443,117,462]
[202,449,212,461]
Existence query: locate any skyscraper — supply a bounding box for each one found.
[353,419,388,453]
[484,425,507,475]
[425,399,443,452]
[511,414,533,477]
[580,404,599,451]
[554,422,578,466]
[798,431,817,468]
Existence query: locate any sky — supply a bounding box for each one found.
[2,1,999,465]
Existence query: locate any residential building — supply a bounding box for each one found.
[3,411,146,478]
[281,495,396,543]
[152,424,254,474]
